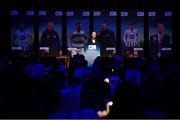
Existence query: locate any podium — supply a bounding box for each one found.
[85,43,100,66]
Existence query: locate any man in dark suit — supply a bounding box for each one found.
[98,21,116,57]
[149,22,171,57]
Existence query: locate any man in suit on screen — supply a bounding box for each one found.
[98,21,116,57]
[149,22,171,57]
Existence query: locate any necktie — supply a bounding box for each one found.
[157,33,161,57]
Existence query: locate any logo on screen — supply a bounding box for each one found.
[55,11,62,16]
[148,12,156,16]
[130,35,135,39]
[27,11,34,16]
[83,11,90,16]
[10,10,18,16]
[137,12,144,16]
[39,11,46,16]
[93,11,101,16]
[66,11,74,16]
[88,45,96,50]
[121,12,128,16]
[165,11,172,16]
[109,11,117,16]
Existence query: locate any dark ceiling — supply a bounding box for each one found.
[0,0,176,9]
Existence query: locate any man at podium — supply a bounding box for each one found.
[85,32,100,66]
[87,32,98,45]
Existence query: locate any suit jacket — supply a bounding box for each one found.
[98,30,116,57]
[87,37,99,45]
[149,33,171,57]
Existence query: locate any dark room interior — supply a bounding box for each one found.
[0,0,180,119]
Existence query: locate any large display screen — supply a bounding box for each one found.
[39,9,62,57]
[149,10,172,58]
[121,10,144,58]
[93,10,116,57]
[66,10,90,57]
[11,9,34,57]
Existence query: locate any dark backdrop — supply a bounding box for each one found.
[0,0,178,59]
